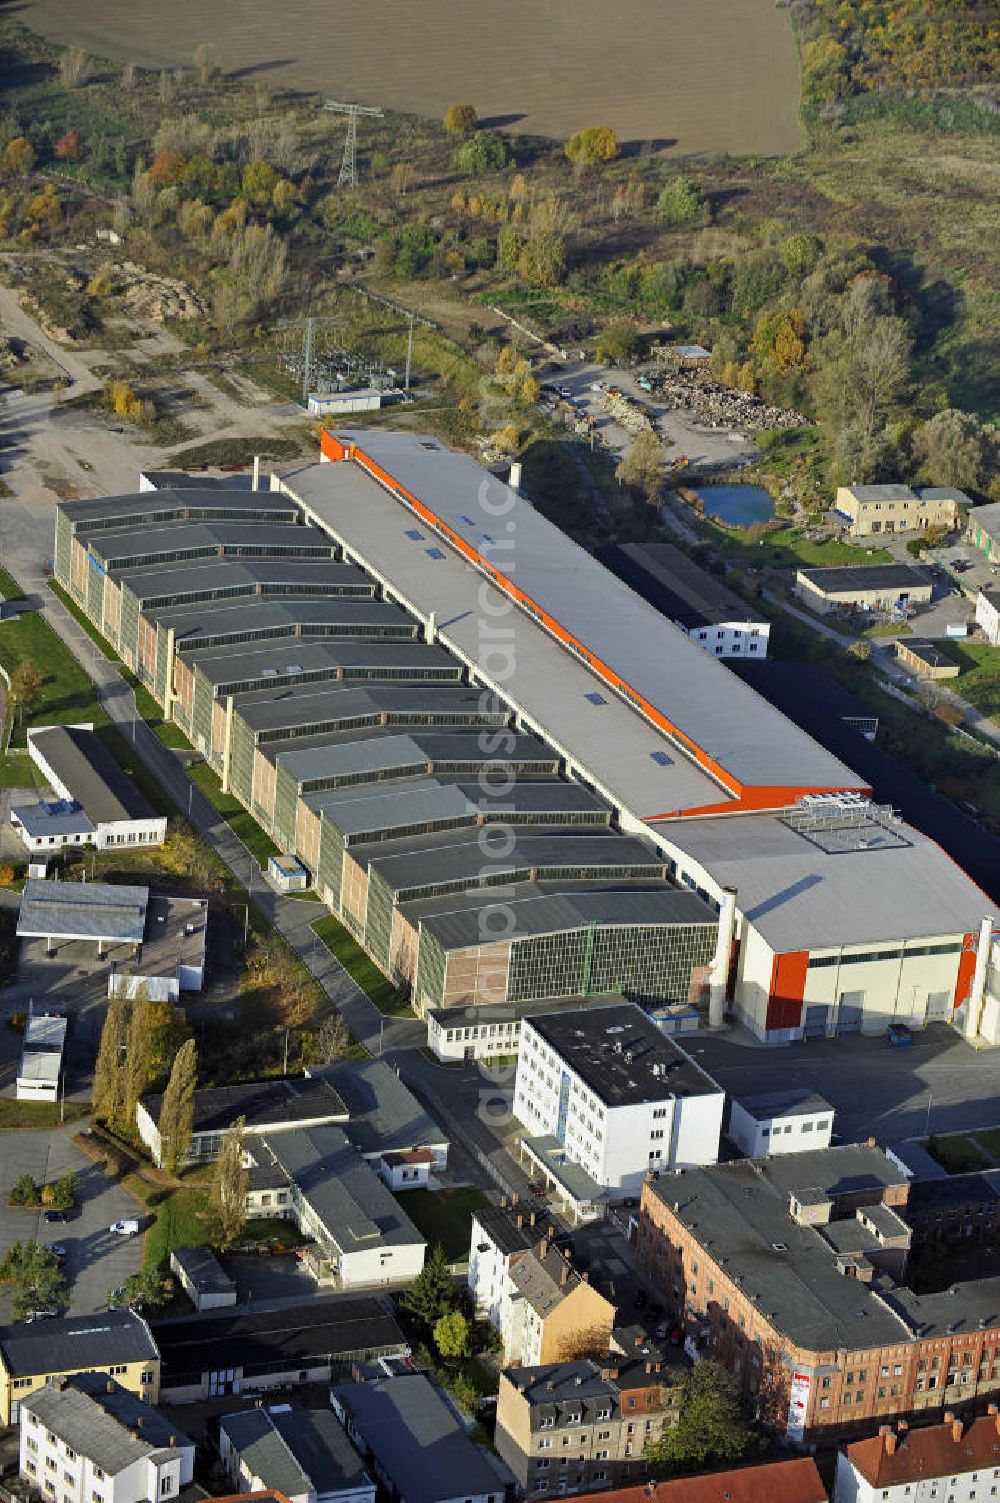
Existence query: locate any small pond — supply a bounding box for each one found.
[695,484,775,527]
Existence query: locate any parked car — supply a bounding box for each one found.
[43,1244,66,1261]
[109,1219,140,1237]
[24,1309,59,1322]
[654,1322,670,1340]
[44,1211,68,1224]
[887,1023,913,1047]
[632,1289,648,1309]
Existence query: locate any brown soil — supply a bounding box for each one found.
[17,0,801,156]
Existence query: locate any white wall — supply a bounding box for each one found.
[20,1403,194,1503]
[832,1449,1000,1503]
[728,1099,834,1158]
[976,591,1000,646]
[690,621,770,660]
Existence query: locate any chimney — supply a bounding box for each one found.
[885,1433,897,1457]
[509,461,522,493]
[952,1419,963,1444]
[634,1335,643,1348]
[867,1137,877,1148]
[106,1380,114,1394]
[560,1262,569,1286]
[168,1436,176,1447]
[645,1362,653,1374]
[529,1211,537,1227]
[516,1212,524,1229]
[600,1368,610,1381]
[252,454,261,492]
[988,1405,998,1416]
[897,1421,908,1433]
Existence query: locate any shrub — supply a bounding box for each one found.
[3,137,35,176]
[565,126,620,166]
[443,103,478,136]
[9,1175,38,1207]
[54,130,83,163]
[451,133,511,176]
[656,176,703,225]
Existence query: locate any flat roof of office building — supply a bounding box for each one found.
[316,1058,447,1156]
[117,557,373,603]
[403,881,716,950]
[11,799,94,839]
[61,489,295,528]
[141,1074,348,1135]
[796,563,929,594]
[183,637,456,687]
[283,436,863,811]
[524,1001,720,1107]
[603,541,767,630]
[18,879,148,944]
[29,725,155,824]
[734,1089,833,1121]
[145,596,416,646]
[269,729,556,780]
[362,829,663,894]
[234,682,499,736]
[304,776,608,835]
[86,519,331,566]
[658,807,990,950]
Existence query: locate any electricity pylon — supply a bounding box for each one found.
[325,99,384,189]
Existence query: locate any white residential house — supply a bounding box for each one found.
[728,1090,834,1159]
[19,1375,193,1503]
[512,1003,724,1197]
[833,1413,1000,1503]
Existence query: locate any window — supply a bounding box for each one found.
[160,1480,172,1496]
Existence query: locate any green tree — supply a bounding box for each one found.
[242,159,278,205]
[109,1268,169,1311]
[915,409,996,492]
[50,1173,76,1212]
[451,133,511,176]
[157,1038,197,1174]
[3,137,35,176]
[0,1242,67,1321]
[93,992,129,1126]
[781,232,822,278]
[849,638,873,661]
[645,1359,754,1469]
[9,1174,38,1207]
[212,1116,248,1251]
[565,126,620,167]
[594,318,639,365]
[121,989,155,1133]
[656,175,703,225]
[399,1244,456,1329]
[9,660,42,728]
[443,103,478,136]
[616,428,665,503]
[434,1309,471,1361]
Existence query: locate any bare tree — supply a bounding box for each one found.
[59,47,89,88]
[193,43,219,86]
[853,316,911,440]
[158,70,175,106]
[121,62,137,92]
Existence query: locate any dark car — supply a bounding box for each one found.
[43,1244,66,1261]
[632,1289,648,1309]
[44,1210,68,1224]
[887,1022,913,1047]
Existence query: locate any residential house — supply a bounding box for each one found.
[570,1458,827,1503]
[0,1311,160,1426]
[833,1412,1000,1503]
[833,486,964,538]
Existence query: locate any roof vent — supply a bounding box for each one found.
[771,1242,788,1253]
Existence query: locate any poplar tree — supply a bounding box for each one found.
[212,1116,248,1250]
[157,1039,197,1174]
[93,993,129,1125]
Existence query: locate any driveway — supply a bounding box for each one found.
[0,1128,141,1318]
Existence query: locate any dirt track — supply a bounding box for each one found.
[16,0,801,156]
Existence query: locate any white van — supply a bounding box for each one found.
[109,1220,140,1237]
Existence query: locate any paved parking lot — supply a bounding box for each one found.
[0,1129,142,1318]
[688,1022,1000,1148]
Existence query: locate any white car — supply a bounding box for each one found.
[109,1219,140,1237]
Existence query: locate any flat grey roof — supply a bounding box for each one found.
[143,1074,347,1136]
[656,809,991,950]
[403,881,716,950]
[60,488,298,526]
[0,1309,158,1378]
[362,829,663,893]
[306,775,609,834]
[220,1407,368,1499]
[146,596,416,646]
[797,564,929,594]
[316,1058,447,1156]
[118,557,373,603]
[271,729,556,781]
[21,1375,190,1473]
[648,1157,911,1352]
[525,1001,721,1106]
[11,799,94,838]
[899,639,958,670]
[606,541,767,630]
[285,436,862,804]
[332,1372,506,1503]
[30,725,155,825]
[259,1124,425,1252]
[169,1245,235,1297]
[185,637,456,688]
[735,1089,833,1122]
[87,520,331,567]
[236,682,501,736]
[888,1277,1000,1338]
[18,879,148,944]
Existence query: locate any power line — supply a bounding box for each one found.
[325,99,384,189]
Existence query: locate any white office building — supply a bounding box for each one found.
[19,1375,193,1503]
[512,1002,724,1198]
[727,1089,834,1159]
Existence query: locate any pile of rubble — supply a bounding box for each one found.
[601,386,654,436]
[648,364,808,433]
[115,262,208,323]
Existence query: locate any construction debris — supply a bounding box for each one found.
[647,362,808,433]
[601,386,654,436]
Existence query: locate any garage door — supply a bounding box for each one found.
[803,1005,829,1038]
[837,990,865,1033]
[926,991,951,1022]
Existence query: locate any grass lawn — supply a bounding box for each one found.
[402,1187,489,1262]
[241,1216,308,1249]
[0,750,37,787]
[124,1174,213,1272]
[0,1100,89,1129]
[311,913,413,1016]
[924,1134,990,1174]
[0,609,108,742]
[945,643,1000,721]
[0,568,25,601]
[170,437,304,469]
[970,1127,1000,1162]
[188,761,280,866]
[864,622,912,638]
[692,514,893,570]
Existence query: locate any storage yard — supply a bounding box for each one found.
[51,430,996,1048]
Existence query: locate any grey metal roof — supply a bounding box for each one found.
[968,502,1000,538]
[363,829,663,894]
[258,1125,425,1252]
[236,682,500,736]
[844,485,917,502]
[403,881,716,950]
[0,1308,158,1378]
[87,519,331,567]
[525,1001,721,1106]
[271,729,556,781]
[118,558,373,603]
[648,1159,911,1352]
[21,1375,189,1473]
[30,725,155,824]
[317,1058,447,1156]
[605,541,767,630]
[284,438,862,805]
[332,1372,507,1503]
[185,637,456,688]
[796,563,929,595]
[146,596,416,646]
[143,1075,347,1136]
[654,809,991,950]
[220,1407,369,1498]
[309,779,471,835]
[917,487,971,503]
[18,879,148,944]
[60,488,297,526]
[169,1245,236,1297]
[11,800,94,838]
[734,1089,833,1122]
